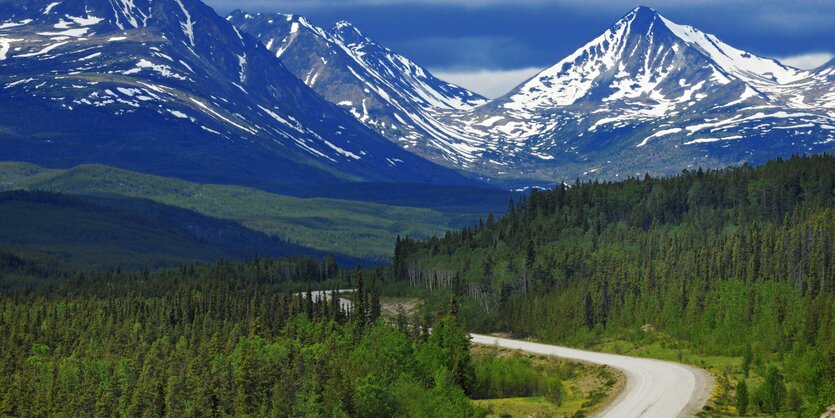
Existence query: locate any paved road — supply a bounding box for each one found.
[470,334,712,418]
[308,289,354,310]
[310,291,712,417]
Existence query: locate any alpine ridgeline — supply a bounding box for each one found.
[231,7,835,187]
[226,10,488,169]
[0,0,479,192]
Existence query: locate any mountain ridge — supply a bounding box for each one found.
[0,0,483,193]
[231,6,835,187]
[226,9,491,168]
[0,1,832,191]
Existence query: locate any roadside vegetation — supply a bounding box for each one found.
[398,155,835,416]
[471,346,621,418]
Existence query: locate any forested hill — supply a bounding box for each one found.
[396,154,834,415]
[0,257,482,417]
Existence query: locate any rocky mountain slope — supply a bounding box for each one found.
[226,10,489,168]
[232,6,835,186]
[0,0,480,192]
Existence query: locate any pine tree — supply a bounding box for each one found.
[736,379,748,416]
[369,273,381,323]
[393,235,403,280]
[762,366,785,414]
[584,292,595,330]
[741,344,753,377]
[354,268,366,323]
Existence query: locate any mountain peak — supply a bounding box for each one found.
[332,20,366,44]
[629,5,659,16]
[619,5,666,37]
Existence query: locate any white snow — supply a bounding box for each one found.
[108,0,150,30]
[237,54,247,83]
[167,109,188,119]
[0,19,33,29]
[503,9,636,111]
[0,38,22,60]
[258,105,302,132]
[37,28,89,37]
[127,59,188,81]
[637,127,683,147]
[478,116,505,127]
[323,140,361,159]
[16,41,69,58]
[78,52,102,61]
[191,98,257,134]
[684,137,734,145]
[68,15,104,26]
[4,78,34,89]
[200,126,221,135]
[43,2,61,14]
[659,15,808,85]
[173,0,196,47]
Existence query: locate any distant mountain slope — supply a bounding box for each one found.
[227,10,489,167]
[231,7,834,186]
[0,162,493,261]
[0,189,326,270]
[436,7,835,184]
[432,7,835,181]
[0,0,480,192]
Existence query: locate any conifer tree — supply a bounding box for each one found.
[736,379,748,416]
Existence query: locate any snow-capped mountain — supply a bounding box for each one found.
[0,0,479,191]
[428,6,835,183]
[2,3,832,190]
[231,6,834,186]
[227,11,489,166]
[784,58,835,112]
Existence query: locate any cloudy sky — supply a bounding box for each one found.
[205,0,835,98]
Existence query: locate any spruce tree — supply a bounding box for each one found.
[369,273,381,323]
[736,379,748,416]
[354,268,366,323]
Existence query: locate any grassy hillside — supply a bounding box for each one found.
[0,162,486,261]
[0,190,327,270]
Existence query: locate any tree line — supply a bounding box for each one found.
[397,154,835,416]
[0,258,481,417]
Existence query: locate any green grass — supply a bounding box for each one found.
[470,345,622,418]
[0,162,478,261]
[473,396,568,418]
[586,332,807,417]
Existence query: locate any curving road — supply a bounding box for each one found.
[470,334,713,418]
[308,291,712,417]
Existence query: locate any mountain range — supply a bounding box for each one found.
[226,10,488,169]
[0,0,477,194]
[0,1,832,192]
[228,6,835,186]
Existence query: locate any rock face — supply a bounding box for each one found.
[226,10,488,167]
[0,0,480,192]
[2,2,832,190]
[232,6,835,187]
[821,405,835,418]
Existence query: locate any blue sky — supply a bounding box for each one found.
[205,0,835,98]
